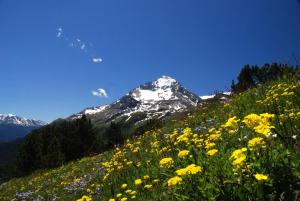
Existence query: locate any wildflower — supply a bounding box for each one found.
[205,142,216,149]
[109,199,115,201]
[143,175,150,180]
[178,150,189,159]
[230,148,247,169]
[116,193,122,198]
[167,176,183,186]
[243,114,262,128]
[125,189,132,194]
[254,173,268,181]
[120,198,128,201]
[207,149,218,156]
[175,164,203,176]
[243,113,275,136]
[77,195,92,201]
[208,133,222,141]
[130,191,137,195]
[144,184,153,189]
[159,157,174,168]
[134,179,142,186]
[223,116,240,132]
[254,124,274,136]
[248,137,265,149]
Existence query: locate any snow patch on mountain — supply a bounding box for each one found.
[199,91,231,100]
[131,76,178,102]
[83,105,108,115]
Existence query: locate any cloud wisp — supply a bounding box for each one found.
[57,27,63,38]
[92,88,108,98]
[92,57,103,63]
[56,27,103,64]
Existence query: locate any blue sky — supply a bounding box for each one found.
[1,0,300,122]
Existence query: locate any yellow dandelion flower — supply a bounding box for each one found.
[167,176,182,186]
[175,164,202,176]
[207,149,218,156]
[254,173,268,181]
[134,179,142,186]
[77,195,92,201]
[248,137,265,149]
[159,157,174,168]
[178,150,189,159]
[144,184,153,189]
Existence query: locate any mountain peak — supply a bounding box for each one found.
[70,75,201,124]
[130,75,179,102]
[154,75,177,88]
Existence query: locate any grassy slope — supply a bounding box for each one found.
[1,79,300,201]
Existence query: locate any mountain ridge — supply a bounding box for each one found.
[0,114,47,142]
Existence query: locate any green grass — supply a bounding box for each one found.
[1,79,300,201]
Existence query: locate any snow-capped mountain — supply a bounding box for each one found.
[0,114,47,142]
[0,114,47,127]
[70,76,202,125]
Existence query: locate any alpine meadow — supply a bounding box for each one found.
[1,1,300,201]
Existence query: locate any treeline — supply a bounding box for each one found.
[15,115,163,176]
[231,63,300,93]
[16,116,97,175]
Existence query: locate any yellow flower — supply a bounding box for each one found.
[175,164,203,176]
[254,124,274,136]
[143,175,150,180]
[223,116,240,131]
[144,184,153,189]
[167,176,182,186]
[134,179,142,186]
[116,193,122,198]
[243,114,262,128]
[130,191,137,195]
[159,157,174,168]
[121,184,127,189]
[205,142,216,149]
[230,148,247,169]
[125,189,132,194]
[120,198,128,201]
[77,195,92,201]
[207,149,218,156]
[254,173,268,181]
[248,137,265,149]
[208,133,221,141]
[243,113,275,136]
[109,199,115,201]
[178,150,189,159]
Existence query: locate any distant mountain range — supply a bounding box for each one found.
[69,76,230,126]
[0,114,47,142]
[0,76,230,142]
